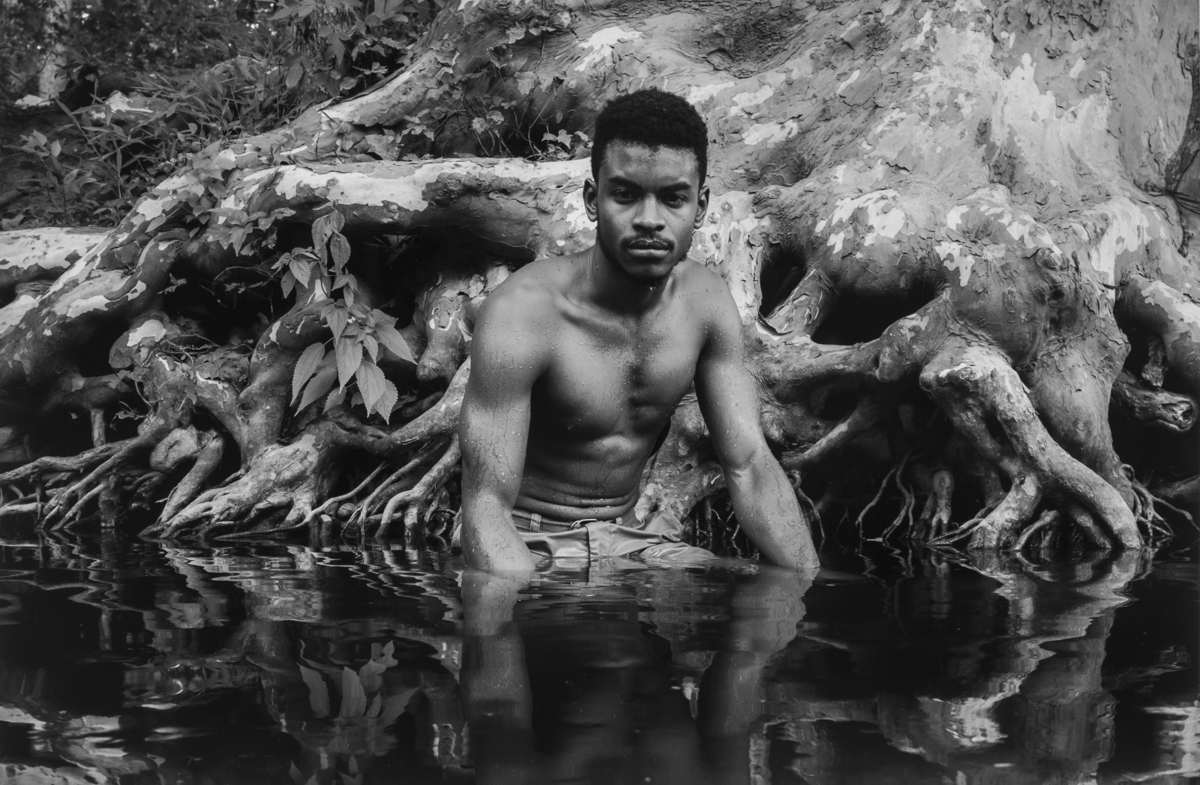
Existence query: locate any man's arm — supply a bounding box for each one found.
[459,291,542,575]
[698,567,812,782]
[460,570,538,784]
[693,275,820,570]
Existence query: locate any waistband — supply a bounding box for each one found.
[512,507,639,533]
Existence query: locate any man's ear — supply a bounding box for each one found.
[583,178,598,221]
[693,184,710,229]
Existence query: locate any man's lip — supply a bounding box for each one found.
[626,246,671,258]
[625,240,672,251]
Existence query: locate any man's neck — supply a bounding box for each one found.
[583,246,671,316]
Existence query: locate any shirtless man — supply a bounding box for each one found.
[459,89,819,574]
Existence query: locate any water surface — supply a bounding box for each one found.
[0,538,1195,784]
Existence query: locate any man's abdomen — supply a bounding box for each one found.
[517,431,655,521]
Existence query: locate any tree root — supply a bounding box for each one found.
[921,343,1140,551]
[967,475,1042,551]
[341,447,438,536]
[158,432,226,524]
[0,430,163,531]
[150,431,334,538]
[376,436,460,543]
[1117,275,1200,397]
[918,468,954,540]
[303,464,387,531]
[1013,510,1063,555]
[1127,470,1192,544]
[780,398,884,471]
[0,441,121,485]
[1112,371,1197,432]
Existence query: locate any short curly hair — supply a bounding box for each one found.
[591,88,708,185]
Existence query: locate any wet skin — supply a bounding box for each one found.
[460,141,818,574]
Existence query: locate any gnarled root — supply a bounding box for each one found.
[1117,275,1200,397]
[1113,371,1197,432]
[151,431,337,539]
[921,343,1140,551]
[158,432,226,524]
[376,436,460,543]
[0,419,171,531]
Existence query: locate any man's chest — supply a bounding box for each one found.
[532,318,703,438]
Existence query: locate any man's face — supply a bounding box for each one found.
[584,141,709,283]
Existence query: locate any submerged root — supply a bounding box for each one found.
[343,443,442,536]
[1127,469,1190,545]
[304,464,387,532]
[917,468,954,541]
[1013,510,1062,554]
[377,436,460,543]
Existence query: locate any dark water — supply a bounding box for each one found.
[0,537,1195,785]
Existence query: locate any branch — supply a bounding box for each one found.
[1112,370,1197,432]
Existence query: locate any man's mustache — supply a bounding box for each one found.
[624,237,673,250]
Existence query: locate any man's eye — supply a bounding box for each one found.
[663,194,686,207]
[612,188,634,201]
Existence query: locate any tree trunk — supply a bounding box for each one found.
[0,0,1196,552]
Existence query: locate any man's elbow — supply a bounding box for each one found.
[720,442,774,485]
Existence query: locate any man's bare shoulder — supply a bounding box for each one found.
[673,260,740,324]
[475,256,574,338]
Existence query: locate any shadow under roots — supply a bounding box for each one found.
[811,287,939,346]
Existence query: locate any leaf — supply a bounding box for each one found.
[288,256,312,288]
[339,666,367,718]
[323,304,349,342]
[298,664,330,718]
[335,336,363,389]
[291,343,327,403]
[377,379,399,424]
[285,62,304,90]
[361,334,378,362]
[355,360,387,413]
[374,321,415,364]
[297,365,337,412]
[311,212,344,251]
[323,385,346,413]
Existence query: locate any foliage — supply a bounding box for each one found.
[13,129,105,225]
[279,211,416,423]
[1,0,441,228]
[269,0,440,100]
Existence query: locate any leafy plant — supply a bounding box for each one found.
[269,0,438,99]
[280,211,416,423]
[16,129,104,224]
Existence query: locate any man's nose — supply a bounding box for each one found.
[632,197,665,230]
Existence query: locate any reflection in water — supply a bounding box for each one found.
[0,535,1194,784]
[461,566,811,785]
